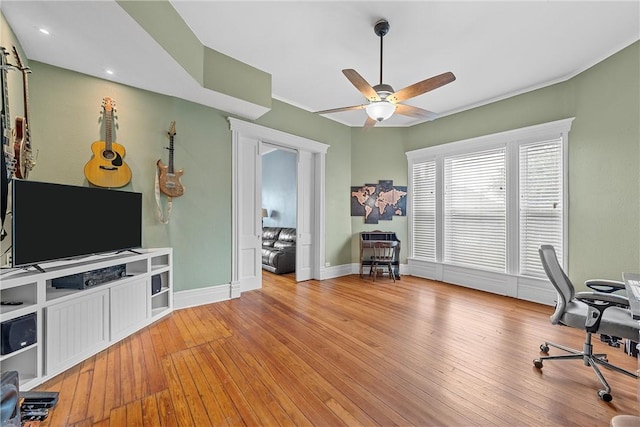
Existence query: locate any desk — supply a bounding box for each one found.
[622,272,640,320]
[359,231,401,279]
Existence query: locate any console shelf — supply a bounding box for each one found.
[0,248,173,390]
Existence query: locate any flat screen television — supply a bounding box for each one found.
[11,179,142,268]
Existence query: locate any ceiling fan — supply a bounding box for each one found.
[315,19,456,128]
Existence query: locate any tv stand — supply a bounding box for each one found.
[116,249,141,255]
[0,248,172,391]
[24,264,46,273]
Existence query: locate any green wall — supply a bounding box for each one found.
[350,128,410,265]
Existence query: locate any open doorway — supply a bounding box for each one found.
[261,144,297,276]
[229,118,328,297]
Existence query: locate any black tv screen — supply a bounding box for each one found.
[11,179,142,267]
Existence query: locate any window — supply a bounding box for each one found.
[444,148,506,271]
[411,161,436,260]
[407,118,572,281]
[519,138,563,277]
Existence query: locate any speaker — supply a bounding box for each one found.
[1,371,20,426]
[1,313,37,356]
[151,275,162,295]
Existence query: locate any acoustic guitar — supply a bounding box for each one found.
[12,46,35,179]
[84,97,131,188]
[157,121,184,197]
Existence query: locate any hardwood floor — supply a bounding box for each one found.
[35,273,638,426]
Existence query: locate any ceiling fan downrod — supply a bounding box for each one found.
[374,19,390,86]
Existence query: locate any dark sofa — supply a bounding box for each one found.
[262,227,296,274]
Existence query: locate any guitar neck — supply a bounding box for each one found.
[168,135,175,173]
[1,50,11,141]
[22,69,30,126]
[104,110,113,151]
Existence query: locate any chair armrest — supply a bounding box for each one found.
[585,279,626,293]
[575,291,631,332]
[575,291,629,309]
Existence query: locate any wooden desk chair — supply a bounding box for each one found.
[371,241,397,283]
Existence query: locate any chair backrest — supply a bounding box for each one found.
[372,241,397,261]
[539,244,575,324]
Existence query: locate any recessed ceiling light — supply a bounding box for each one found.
[105,69,114,75]
[38,28,50,35]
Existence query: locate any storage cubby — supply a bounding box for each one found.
[0,248,172,390]
[151,290,170,317]
[0,282,37,315]
[151,253,170,271]
[150,270,171,316]
[0,345,38,388]
[126,258,148,275]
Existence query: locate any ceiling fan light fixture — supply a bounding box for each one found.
[366,100,396,122]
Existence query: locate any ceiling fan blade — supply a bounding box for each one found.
[387,71,456,103]
[364,116,378,128]
[343,69,380,102]
[395,104,439,121]
[315,104,366,115]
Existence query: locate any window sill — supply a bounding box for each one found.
[407,258,556,306]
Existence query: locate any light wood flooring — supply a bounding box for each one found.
[35,272,639,426]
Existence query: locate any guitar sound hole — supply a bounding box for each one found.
[103,150,115,160]
[166,183,175,188]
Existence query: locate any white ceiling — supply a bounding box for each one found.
[2,1,639,127]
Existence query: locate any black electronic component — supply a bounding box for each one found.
[19,391,59,409]
[51,264,127,290]
[1,313,37,355]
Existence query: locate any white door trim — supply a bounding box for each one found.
[229,118,329,292]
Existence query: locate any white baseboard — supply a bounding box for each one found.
[319,263,409,280]
[319,264,353,279]
[349,262,409,276]
[173,284,232,309]
[173,263,553,310]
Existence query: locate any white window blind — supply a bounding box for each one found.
[519,138,563,277]
[444,149,506,271]
[411,161,436,260]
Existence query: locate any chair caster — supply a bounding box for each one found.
[540,344,549,353]
[533,359,543,369]
[598,390,612,402]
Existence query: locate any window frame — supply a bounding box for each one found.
[406,118,573,304]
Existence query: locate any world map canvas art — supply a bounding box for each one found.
[351,180,407,224]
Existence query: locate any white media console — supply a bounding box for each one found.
[0,248,173,390]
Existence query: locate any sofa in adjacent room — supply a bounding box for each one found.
[262,227,296,274]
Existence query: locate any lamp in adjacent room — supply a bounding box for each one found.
[261,208,268,227]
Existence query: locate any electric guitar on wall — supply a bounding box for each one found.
[12,46,35,179]
[157,121,184,198]
[84,97,132,188]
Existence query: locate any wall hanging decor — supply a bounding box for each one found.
[84,97,132,188]
[155,121,184,224]
[351,180,406,224]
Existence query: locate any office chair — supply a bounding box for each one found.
[533,244,639,401]
[370,241,397,282]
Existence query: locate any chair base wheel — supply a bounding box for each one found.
[540,344,549,353]
[533,359,543,369]
[598,390,612,402]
